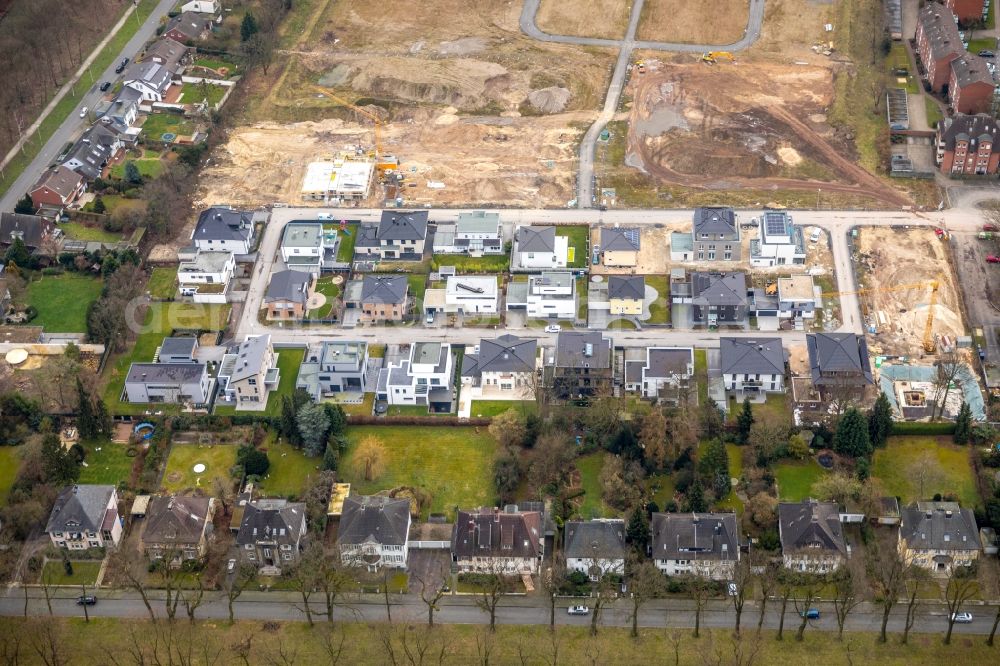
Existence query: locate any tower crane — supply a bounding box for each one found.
[310,86,399,172]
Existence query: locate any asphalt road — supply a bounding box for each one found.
[519,0,767,208]
[2,588,996,638]
[0,0,178,213]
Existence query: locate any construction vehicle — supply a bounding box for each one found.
[701,51,736,65]
[980,232,995,240]
[634,60,646,74]
[820,279,941,354]
[311,86,399,172]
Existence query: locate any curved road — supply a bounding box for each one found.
[519,0,767,208]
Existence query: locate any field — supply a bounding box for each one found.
[855,228,963,356]
[0,446,20,506]
[161,443,237,493]
[342,426,496,518]
[575,451,612,519]
[59,221,122,243]
[78,442,133,486]
[774,458,827,501]
[872,437,979,508]
[110,156,164,181]
[258,438,321,498]
[40,560,102,586]
[637,0,750,44]
[26,274,103,333]
[146,267,177,300]
[535,0,631,39]
[198,0,617,208]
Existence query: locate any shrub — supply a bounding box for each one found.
[890,421,955,436]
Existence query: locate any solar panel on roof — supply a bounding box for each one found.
[764,212,787,236]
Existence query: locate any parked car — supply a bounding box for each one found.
[99,81,111,92]
[809,229,822,243]
[426,312,435,324]
[987,255,1000,264]
[984,224,999,232]
[227,559,236,573]
[76,596,97,606]
[951,612,973,624]
[79,107,88,118]
[544,324,561,333]
[800,608,820,620]
[567,606,590,616]
[115,57,129,74]
[978,50,995,58]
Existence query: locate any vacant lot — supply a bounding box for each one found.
[258,438,320,499]
[162,443,237,493]
[536,0,632,39]
[342,426,495,518]
[637,0,749,44]
[468,400,537,418]
[60,221,122,243]
[774,458,826,501]
[556,226,589,268]
[26,274,103,333]
[872,436,978,508]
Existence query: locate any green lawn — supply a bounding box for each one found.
[59,221,122,243]
[82,194,145,216]
[308,276,341,319]
[258,438,320,499]
[556,226,589,268]
[872,436,979,508]
[576,276,588,320]
[886,43,919,94]
[41,559,102,586]
[469,400,537,418]
[140,113,195,140]
[192,57,239,77]
[575,451,612,519]
[0,446,20,506]
[331,224,358,262]
[180,82,228,107]
[342,426,496,519]
[162,443,237,493]
[775,459,827,501]
[147,267,177,300]
[110,157,164,180]
[26,274,103,333]
[78,441,133,486]
[431,254,510,273]
[694,348,708,405]
[336,392,375,416]
[967,37,995,55]
[716,444,745,513]
[924,97,944,129]
[729,393,790,425]
[407,273,427,302]
[645,274,670,324]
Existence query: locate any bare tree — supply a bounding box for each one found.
[589,576,618,636]
[226,562,257,624]
[474,627,495,666]
[791,571,825,642]
[415,566,448,627]
[264,641,299,666]
[539,560,566,632]
[831,568,863,639]
[626,558,666,638]
[932,354,963,420]
[943,564,978,645]
[316,556,354,625]
[39,563,55,616]
[290,548,322,627]
[79,583,89,623]
[901,567,927,645]
[775,575,795,641]
[687,574,713,639]
[182,575,206,623]
[0,620,22,666]
[730,553,754,636]
[473,563,511,633]
[987,599,1000,647]
[866,537,908,643]
[756,562,780,636]
[26,619,64,666]
[110,550,156,622]
[907,451,944,502]
[320,624,347,664]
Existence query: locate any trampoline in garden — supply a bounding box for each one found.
[134,423,155,440]
[161,132,177,143]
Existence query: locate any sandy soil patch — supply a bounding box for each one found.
[637,0,750,44]
[535,0,633,40]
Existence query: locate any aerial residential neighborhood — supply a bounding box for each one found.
[0,0,999,663]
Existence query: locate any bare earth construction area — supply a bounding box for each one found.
[637,0,751,44]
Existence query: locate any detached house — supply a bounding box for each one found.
[123,61,174,102]
[692,207,740,261]
[445,275,498,314]
[141,495,214,564]
[915,4,965,93]
[936,113,1000,176]
[192,207,255,254]
[749,210,806,267]
[337,495,411,571]
[899,501,981,575]
[280,222,324,273]
[0,213,56,255]
[651,513,740,580]
[806,332,873,394]
[177,251,235,303]
[513,225,568,270]
[124,361,212,404]
[624,346,694,401]
[296,341,370,401]
[462,334,537,397]
[599,226,640,267]
[29,165,85,208]
[433,211,503,255]
[608,276,644,316]
[452,506,543,574]
[689,271,748,327]
[264,270,312,320]
[377,342,455,411]
[143,37,191,76]
[720,337,785,397]
[217,335,280,409]
[505,271,577,320]
[235,498,307,574]
[371,210,428,259]
[550,331,613,399]
[358,274,409,322]
[778,500,848,573]
[163,11,214,43]
[46,485,122,550]
[777,275,818,320]
[564,519,626,580]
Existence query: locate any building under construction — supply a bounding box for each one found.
[301,153,376,202]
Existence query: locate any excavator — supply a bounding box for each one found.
[311,85,399,172]
[701,51,736,65]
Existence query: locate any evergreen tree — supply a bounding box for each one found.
[94,398,112,437]
[322,443,338,471]
[124,161,142,185]
[867,392,893,448]
[698,438,730,494]
[76,378,97,440]
[833,407,871,458]
[322,402,347,438]
[240,11,259,41]
[736,397,755,445]
[5,238,31,269]
[92,195,106,215]
[684,478,707,512]
[297,403,330,457]
[237,444,270,476]
[14,193,34,214]
[280,395,300,445]
[41,433,79,485]
[953,401,972,445]
[625,505,650,552]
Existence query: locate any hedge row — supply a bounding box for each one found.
[890,421,956,436]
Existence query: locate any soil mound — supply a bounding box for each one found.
[527,87,571,114]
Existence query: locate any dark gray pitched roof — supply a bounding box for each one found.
[900,502,980,552]
[452,507,542,560]
[693,207,737,236]
[806,333,873,384]
[516,226,556,253]
[720,337,784,375]
[46,485,115,534]
[651,513,739,562]
[940,113,1000,151]
[950,53,995,88]
[265,270,310,304]
[778,500,847,556]
[564,520,626,560]
[236,500,306,546]
[226,335,272,383]
[165,11,211,40]
[918,3,964,62]
[143,36,189,73]
[691,272,747,306]
[0,213,53,248]
[338,495,410,547]
[159,336,197,358]
[124,60,172,94]
[31,165,83,199]
[555,331,611,369]
[608,275,645,301]
[142,495,211,545]
[377,210,427,241]
[194,207,253,243]
[361,274,408,305]
[462,334,537,378]
[644,348,693,378]
[600,226,640,251]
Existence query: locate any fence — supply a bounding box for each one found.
[409,541,450,549]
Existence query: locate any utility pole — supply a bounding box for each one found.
[133,0,141,28]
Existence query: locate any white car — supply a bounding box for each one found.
[544,324,561,333]
[227,559,236,573]
[809,228,821,243]
[567,605,589,616]
[79,107,88,118]
[951,612,973,624]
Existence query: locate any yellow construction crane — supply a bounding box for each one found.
[311,86,398,171]
[819,278,941,354]
[701,51,736,64]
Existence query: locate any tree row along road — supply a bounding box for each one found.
[1,589,996,637]
[519,0,767,208]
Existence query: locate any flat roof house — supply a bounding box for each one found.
[505,271,576,320]
[600,226,640,267]
[550,331,613,399]
[192,207,255,254]
[462,334,537,397]
[217,335,279,410]
[720,337,785,397]
[264,270,312,320]
[337,495,411,571]
[778,500,848,573]
[692,207,740,261]
[433,211,503,255]
[296,340,370,400]
[359,274,409,322]
[513,225,568,270]
[564,519,626,580]
[46,485,123,550]
[445,275,499,314]
[280,222,324,274]
[29,165,85,208]
[452,506,543,574]
[777,275,818,320]
[377,341,455,411]
[141,495,214,564]
[124,362,212,405]
[158,336,198,364]
[177,250,235,303]
[749,210,806,267]
[651,512,740,580]
[899,501,981,575]
[624,347,694,401]
[608,275,645,316]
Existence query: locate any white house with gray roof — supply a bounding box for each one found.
[280,221,324,273]
[720,337,785,397]
[217,335,279,410]
[462,334,537,396]
[513,225,568,269]
[750,210,807,267]
[123,60,174,102]
[652,512,740,579]
[899,501,981,575]
[377,342,454,411]
[564,519,626,580]
[46,485,122,550]
[506,271,576,319]
[124,362,212,404]
[625,347,694,401]
[363,210,428,259]
[337,495,411,571]
[433,210,502,255]
[192,207,255,254]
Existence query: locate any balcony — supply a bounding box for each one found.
[264,368,280,385]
